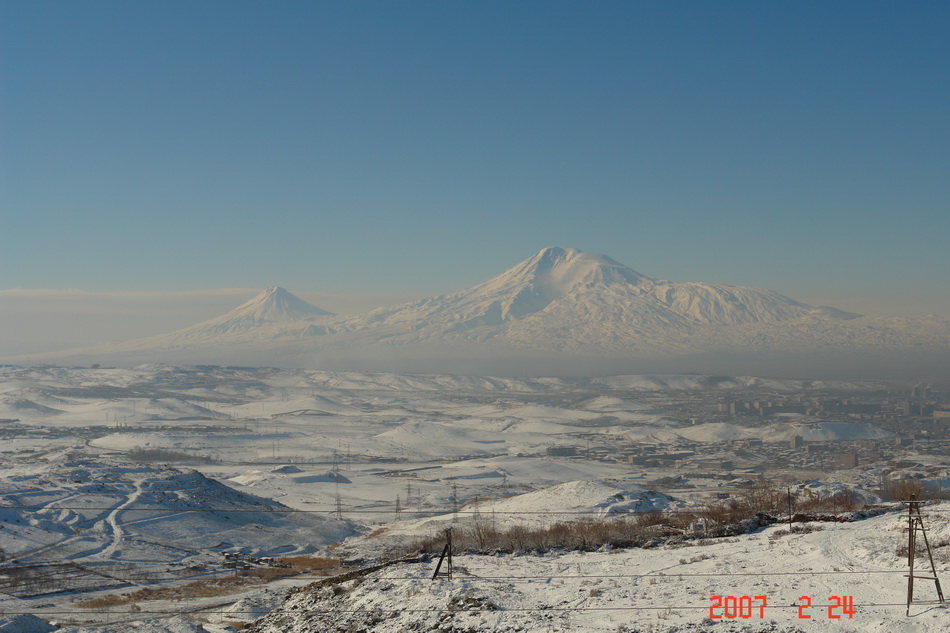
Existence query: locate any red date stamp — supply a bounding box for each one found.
[709,595,855,619]
[708,595,767,619]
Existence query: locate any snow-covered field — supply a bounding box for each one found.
[249,503,950,633]
[0,364,946,632]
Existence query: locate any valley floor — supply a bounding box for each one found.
[0,364,947,632]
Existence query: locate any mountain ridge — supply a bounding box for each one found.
[6,247,949,377]
[332,246,841,346]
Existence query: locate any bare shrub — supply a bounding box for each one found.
[76,560,335,609]
[635,510,666,528]
[277,556,340,572]
[833,488,864,511]
[796,487,864,514]
[879,479,926,502]
[700,503,737,526]
[391,485,842,559]
[736,484,785,515]
[78,594,129,608]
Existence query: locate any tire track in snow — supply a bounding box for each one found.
[97,477,146,560]
[10,495,126,563]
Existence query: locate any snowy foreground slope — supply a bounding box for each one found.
[250,505,950,633]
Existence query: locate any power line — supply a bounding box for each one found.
[0,566,920,581]
[0,601,940,617]
[0,503,904,516]
[371,570,915,580]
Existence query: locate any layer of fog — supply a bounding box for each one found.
[0,288,419,355]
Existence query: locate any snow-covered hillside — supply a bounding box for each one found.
[0,364,946,632]
[249,503,950,633]
[0,458,357,564]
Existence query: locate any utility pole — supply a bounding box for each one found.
[786,486,794,533]
[905,495,945,615]
[431,528,453,581]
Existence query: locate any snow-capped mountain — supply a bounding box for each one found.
[85,286,334,351]
[332,246,858,351]
[226,285,333,324]
[8,247,949,376]
[163,285,334,340]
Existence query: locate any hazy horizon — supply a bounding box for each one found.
[4,258,949,360]
[3,274,949,384]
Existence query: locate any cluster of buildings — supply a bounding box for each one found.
[544,383,950,492]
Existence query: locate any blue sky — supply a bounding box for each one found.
[2,1,949,314]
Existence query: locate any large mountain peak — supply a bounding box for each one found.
[475,246,650,303]
[520,246,649,291]
[344,247,829,342]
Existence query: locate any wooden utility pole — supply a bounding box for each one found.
[786,486,794,533]
[431,527,453,581]
[905,495,945,616]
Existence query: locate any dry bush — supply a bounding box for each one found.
[795,488,864,514]
[78,594,129,609]
[240,567,298,582]
[397,516,667,556]
[391,487,810,558]
[833,489,864,511]
[634,510,667,528]
[665,511,698,530]
[504,523,533,551]
[77,560,336,609]
[879,479,926,502]
[735,484,786,515]
[699,503,738,526]
[277,556,340,571]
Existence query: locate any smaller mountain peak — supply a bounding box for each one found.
[233,287,332,321]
